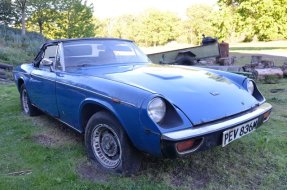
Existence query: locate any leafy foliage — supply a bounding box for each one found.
[100,10,180,46]
[2,0,287,46]
[184,4,216,44]
[138,10,180,46]
[0,0,17,25]
[220,0,287,41]
[27,0,55,35]
[2,0,95,39]
[27,0,95,39]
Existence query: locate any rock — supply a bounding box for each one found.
[217,56,235,66]
[254,68,284,80]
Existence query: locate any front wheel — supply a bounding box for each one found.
[85,111,142,175]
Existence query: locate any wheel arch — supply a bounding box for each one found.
[79,99,127,135]
[17,78,25,92]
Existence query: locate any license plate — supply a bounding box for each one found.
[222,118,258,147]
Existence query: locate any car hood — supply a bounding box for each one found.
[78,64,259,125]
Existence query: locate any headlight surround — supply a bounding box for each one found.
[247,80,254,94]
[147,97,166,123]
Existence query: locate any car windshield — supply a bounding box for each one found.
[62,39,149,68]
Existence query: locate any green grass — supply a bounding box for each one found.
[0,79,286,189]
[0,25,46,66]
[0,47,32,65]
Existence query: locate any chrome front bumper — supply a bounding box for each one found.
[161,103,272,141]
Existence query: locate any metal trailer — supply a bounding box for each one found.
[146,41,252,77]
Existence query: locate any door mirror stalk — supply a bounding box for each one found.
[41,58,54,72]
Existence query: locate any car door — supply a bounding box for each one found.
[28,44,59,117]
[55,42,89,131]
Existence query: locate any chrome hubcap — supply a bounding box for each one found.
[91,124,121,169]
[22,89,29,113]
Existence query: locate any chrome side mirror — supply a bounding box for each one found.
[41,58,53,66]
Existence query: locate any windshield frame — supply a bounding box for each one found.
[61,39,149,70]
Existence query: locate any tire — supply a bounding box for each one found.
[175,55,194,65]
[85,111,142,175]
[20,84,40,116]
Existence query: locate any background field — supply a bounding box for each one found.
[229,41,287,66]
[0,68,286,189]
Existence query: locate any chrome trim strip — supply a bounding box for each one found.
[55,118,82,133]
[162,103,272,141]
[56,80,136,107]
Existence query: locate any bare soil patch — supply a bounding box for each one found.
[76,160,111,183]
[31,115,82,147]
[33,134,57,147]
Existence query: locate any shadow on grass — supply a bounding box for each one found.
[230,47,287,51]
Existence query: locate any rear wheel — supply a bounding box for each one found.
[20,84,40,116]
[85,111,142,175]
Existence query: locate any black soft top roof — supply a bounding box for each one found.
[44,37,133,46]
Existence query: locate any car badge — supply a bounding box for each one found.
[210,92,220,96]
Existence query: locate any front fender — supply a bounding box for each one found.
[79,97,163,156]
[13,63,34,92]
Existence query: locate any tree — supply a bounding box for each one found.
[212,5,239,42]
[28,0,55,34]
[219,0,287,41]
[98,10,180,46]
[14,0,30,36]
[26,0,95,39]
[183,4,217,45]
[47,0,95,39]
[108,14,138,40]
[137,10,180,46]
[0,0,16,25]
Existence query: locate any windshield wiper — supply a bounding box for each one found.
[66,63,95,68]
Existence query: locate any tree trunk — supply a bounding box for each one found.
[21,9,26,36]
[38,20,43,34]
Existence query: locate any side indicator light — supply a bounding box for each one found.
[263,111,271,122]
[176,140,195,153]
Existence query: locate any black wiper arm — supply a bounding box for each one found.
[66,63,95,68]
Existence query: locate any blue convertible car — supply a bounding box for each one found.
[13,38,272,174]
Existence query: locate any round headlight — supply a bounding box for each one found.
[148,97,166,123]
[247,80,254,94]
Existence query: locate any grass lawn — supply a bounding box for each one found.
[0,78,286,189]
